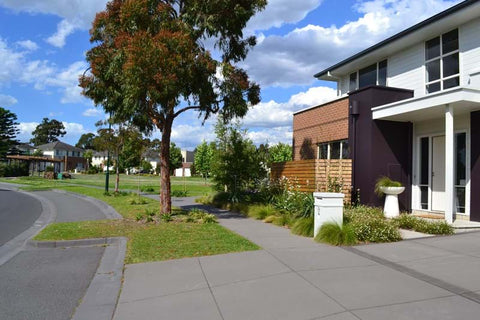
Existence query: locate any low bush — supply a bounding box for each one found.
[187,208,218,224]
[171,190,189,197]
[291,217,314,237]
[140,186,155,193]
[394,214,454,235]
[263,215,276,223]
[129,197,148,205]
[271,214,292,227]
[345,206,401,243]
[0,162,29,177]
[315,222,357,246]
[160,213,173,223]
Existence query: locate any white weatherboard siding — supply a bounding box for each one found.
[388,43,424,97]
[460,17,480,86]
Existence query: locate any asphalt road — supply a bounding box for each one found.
[0,188,42,246]
[0,246,105,320]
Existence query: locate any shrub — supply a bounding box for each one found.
[160,213,172,223]
[291,217,314,237]
[140,186,155,193]
[129,197,147,205]
[135,212,144,221]
[315,222,357,246]
[0,162,29,177]
[247,204,277,220]
[345,206,401,243]
[201,214,217,224]
[45,165,54,172]
[394,214,454,235]
[145,209,156,217]
[171,190,189,197]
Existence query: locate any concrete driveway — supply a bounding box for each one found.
[115,198,480,320]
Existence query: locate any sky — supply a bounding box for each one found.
[0,0,462,150]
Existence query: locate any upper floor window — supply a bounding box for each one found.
[349,59,388,92]
[425,29,459,94]
[317,140,350,160]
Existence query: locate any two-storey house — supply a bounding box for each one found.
[36,140,87,172]
[293,0,480,222]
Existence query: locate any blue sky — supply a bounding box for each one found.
[0,0,461,149]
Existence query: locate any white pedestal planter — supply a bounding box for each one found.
[380,186,405,218]
[313,192,344,237]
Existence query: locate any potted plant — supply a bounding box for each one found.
[375,176,405,218]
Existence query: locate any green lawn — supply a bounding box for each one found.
[36,220,259,264]
[0,180,258,263]
[0,174,213,196]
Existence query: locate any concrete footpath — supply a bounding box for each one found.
[115,197,480,320]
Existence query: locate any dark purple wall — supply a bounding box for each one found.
[471,111,480,222]
[349,86,414,210]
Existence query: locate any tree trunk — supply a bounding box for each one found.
[160,116,173,214]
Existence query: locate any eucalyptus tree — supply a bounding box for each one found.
[80,0,265,213]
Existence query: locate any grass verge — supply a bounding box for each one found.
[35,220,259,264]
[0,180,260,263]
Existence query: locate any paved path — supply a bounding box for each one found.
[115,197,480,320]
[0,184,120,320]
[0,187,42,246]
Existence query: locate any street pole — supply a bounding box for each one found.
[105,120,111,193]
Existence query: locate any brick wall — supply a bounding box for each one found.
[292,97,349,160]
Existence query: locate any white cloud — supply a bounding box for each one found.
[247,126,293,146]
[16,39,38,51]
[247,0,322,31]
[0,0,109,47]
[171,124,216,150]
[0,94,18,106]
[0,38,24,85]
[245,0,461,87]
[82,108,103,117]
[46,19,77,48]
[16,122,38,142]
[62,121,87,135]
[243,86,337,127]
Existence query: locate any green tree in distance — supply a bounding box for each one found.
[169,142,182,175]
[268,143,292,165]
[194,140,214,182]
[30,118,66,146]
[211,117,267,195]
[0,107,19,158]
[76,133,96,149]
[79,0,265,214]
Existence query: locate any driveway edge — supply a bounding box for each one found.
[72,237,127,320]
[0,184,57,266]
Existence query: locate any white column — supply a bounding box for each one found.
[445,104,455,224]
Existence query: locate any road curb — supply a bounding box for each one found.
[0,184,57,266]
[72,237,127,320]
[28,237,115,248]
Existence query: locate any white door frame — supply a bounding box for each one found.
[414,129,469,216]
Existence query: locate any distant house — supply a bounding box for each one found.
[175,150,195,177]
[35,141,87,172]
[91,151,109,167]
[15,143,35,155]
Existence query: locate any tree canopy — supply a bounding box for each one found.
[0,107,19,158]
[30,118,66,146]
[76,133,96,149]
[80,0,265,213]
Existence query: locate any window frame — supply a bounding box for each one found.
[425,29,460,94]
[317,139,350,160]
[348,59,388,92]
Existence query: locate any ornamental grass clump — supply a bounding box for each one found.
[315,222,357,246]
[247,204,278,220]
[374,176,403,196]
[291,217,314,237]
